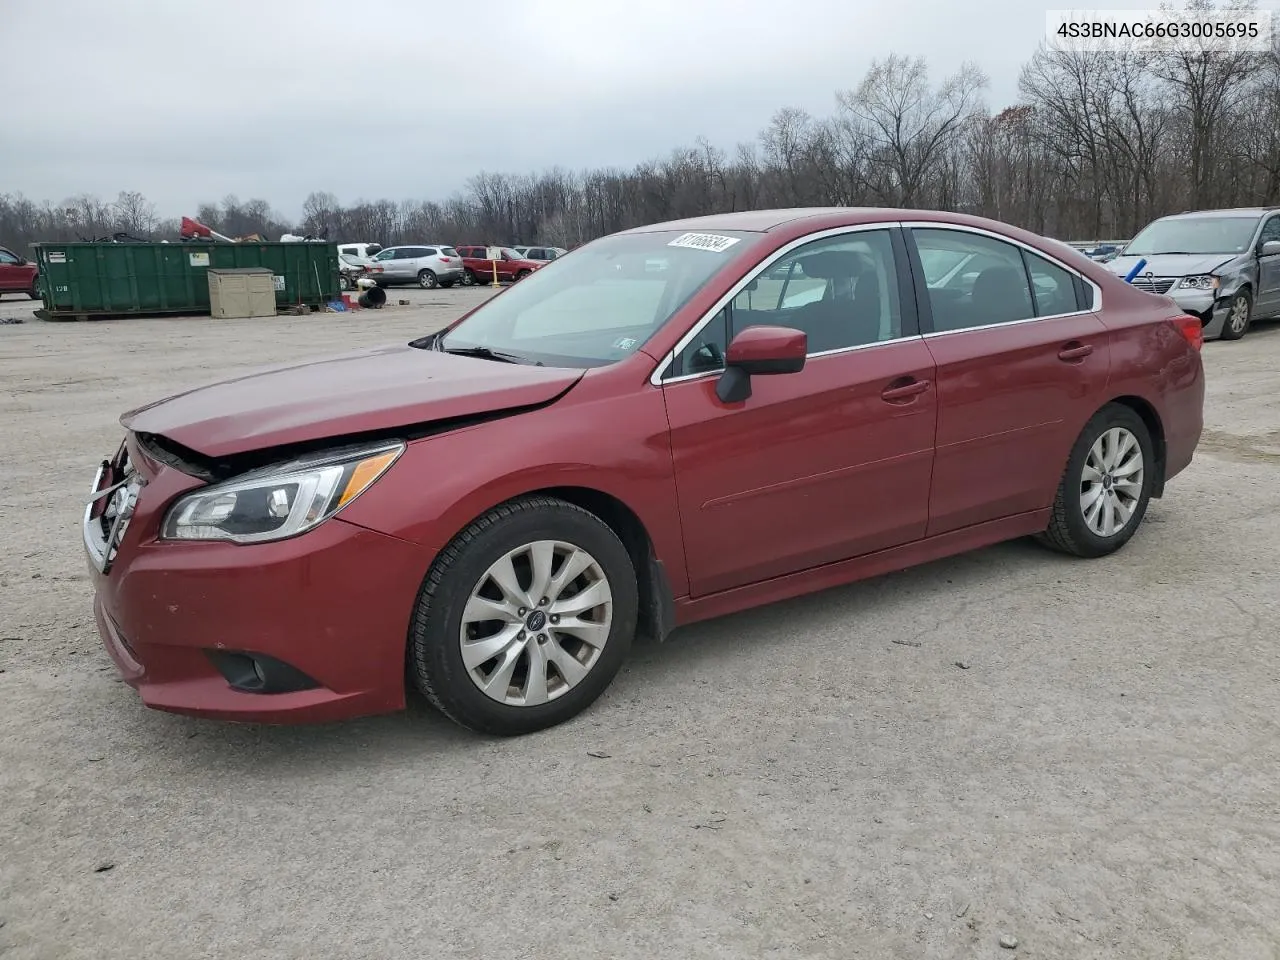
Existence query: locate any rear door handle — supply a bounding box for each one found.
[881,378,931,403]
[1058,342,1094,362]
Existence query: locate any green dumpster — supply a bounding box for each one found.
[31,241,340,320]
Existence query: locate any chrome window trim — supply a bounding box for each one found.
[920,310,1090,340]
[901,220,1103,315]
[649,222,905,386]
[658,335,916,386]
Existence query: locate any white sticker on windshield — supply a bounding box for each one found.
[668,232,741,254]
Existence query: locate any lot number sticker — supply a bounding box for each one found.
[668,233,741,253]
[273,275,286,291]
[188,252,210,267]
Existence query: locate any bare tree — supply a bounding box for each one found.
[840,55,987,206]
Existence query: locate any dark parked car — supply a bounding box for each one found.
[85,208,1205,736]
[0,245,39,299]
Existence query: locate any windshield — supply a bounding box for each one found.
[437,230,755,367]
[1124,216,1258,256]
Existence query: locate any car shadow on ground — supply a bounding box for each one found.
[111,535,1079,774]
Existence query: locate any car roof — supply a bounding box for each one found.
[617,207,1069,235]
[1157,207,1278,220]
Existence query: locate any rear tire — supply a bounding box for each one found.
[463,269,478,286]
[515,269,531,281]
[417,269,438,290]
[409,496,638,736]
[1220,290,1251,340]
[1036,403,1155,558]
[28,287,40,300]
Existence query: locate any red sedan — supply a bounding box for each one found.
[85,208,1205,735]
[0,245,39,299]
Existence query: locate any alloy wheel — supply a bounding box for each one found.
[1229,295,1250,335]
[1079,426,1145,537]
[460,540,613,707]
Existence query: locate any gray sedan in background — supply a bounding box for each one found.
[1107,207,1280,341]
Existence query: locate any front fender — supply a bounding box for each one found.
[337,387,690,597]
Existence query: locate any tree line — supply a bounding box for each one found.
[3,8,1277,254]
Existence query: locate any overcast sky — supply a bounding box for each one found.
[1,0,1207,219]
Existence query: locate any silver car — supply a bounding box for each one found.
[521,245,567,262]
[1107,208,1280,341]
[366,245,465,289]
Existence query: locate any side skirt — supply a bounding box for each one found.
[673,509,1051,627]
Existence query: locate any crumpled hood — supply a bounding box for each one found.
[122,342,583,458]
[1107,252,1237,278]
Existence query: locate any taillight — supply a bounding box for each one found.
[1171,314,1203,351]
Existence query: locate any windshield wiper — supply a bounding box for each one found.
[442,344,538,365]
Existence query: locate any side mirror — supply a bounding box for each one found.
[716,325,807,403]
[1261,240,1280,257]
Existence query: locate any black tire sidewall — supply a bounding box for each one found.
[411,501,638,735]
[1058,405,1155,557]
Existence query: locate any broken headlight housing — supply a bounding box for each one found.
[160,442,403,544]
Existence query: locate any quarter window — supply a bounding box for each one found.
[1023,251,1081,316]
[670,229,904,377]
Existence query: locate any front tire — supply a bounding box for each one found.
[1221,290,1251,340]
[417,269,438,289]
[339,275,351,291]
[409,496,638,736]
[1036,403,1154,558]
[515,269,531,281]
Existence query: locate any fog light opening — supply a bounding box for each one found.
[205,650,320,694]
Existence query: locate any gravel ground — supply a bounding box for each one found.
[2,290,1279,959]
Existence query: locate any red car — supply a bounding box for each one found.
[0,245,39,299]
[455,244,543,285]
[84,208,1204,736]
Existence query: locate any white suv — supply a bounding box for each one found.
[366,245,465,289]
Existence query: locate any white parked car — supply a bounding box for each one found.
[365,245,465,289]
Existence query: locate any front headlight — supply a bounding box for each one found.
[161,441,403,543]
[1177,275,1219,290]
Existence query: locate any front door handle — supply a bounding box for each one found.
[1058,342,1094,362]
[881,378,930,403]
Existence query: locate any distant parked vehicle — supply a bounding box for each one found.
[1108,207,1280,341]
[455,245,546,285]
[338,242,383,260]
[520,246,567,262]
[0,245,39,299]
[338,253,374,291]
[366,245,464,289]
